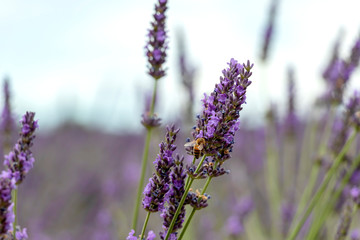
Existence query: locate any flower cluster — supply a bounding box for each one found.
[142,125,179,212]
[4,112,38,184]
[160,155,187,239]
[145,0,168,80]
[0,170,15,235]
[260,0,278,62]
[189,59,253,163]
[321,35,360,105]
[127,229,156,240]
[1,79,15,145]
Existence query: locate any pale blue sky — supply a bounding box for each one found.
[0,0,360,132]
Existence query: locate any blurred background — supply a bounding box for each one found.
[1,0,360,239]
[1,0,360,133]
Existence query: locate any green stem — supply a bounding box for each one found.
[306,152,360,239]
[13,188,17,240]
[178,176,213,240]
[288,107,336,236]
[131,80,158,231]
[264,121,281,239]
[164,155,207,240]
[140,212,151,239]
[131,128,153,231]
[286,130,357,240]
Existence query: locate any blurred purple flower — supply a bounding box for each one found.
[1,78,16,150]
[145,0,168,80]
[127,229,156,240]
[260,0,278,62]
[225,215,244,236]
[16,227,28,240]
[351,229,360,240]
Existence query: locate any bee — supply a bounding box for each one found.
[184,138,206,159]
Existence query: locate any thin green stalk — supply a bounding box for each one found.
[131,80,158,231]
[12,188,17,240]
[140,212,151,239]
[264,121,281,239]
[164,155,207,240]
[178,176,213,240]
[306,152,360,239]
[288,107,336,235]
[286,130,357,240]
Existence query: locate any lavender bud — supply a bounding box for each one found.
[145,0,168,80]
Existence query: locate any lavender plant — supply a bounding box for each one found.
[132,0,168,231]
[0,112,38,240]
[128,58,254,240]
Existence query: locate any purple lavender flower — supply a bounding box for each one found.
[284,66,298,136]
[320,35,360,105]
[15,227,28,240]
[281,201,295,237]
[260,0,278,62]
[176,29,196,122]
[1,78,16,150]
[142,125,179,212]
[127,229,156,240]
[225,215,244,237]
[0,170,16,235]
[351,229,360,240]
[335,199,354,240]
[346,91,360,130]
[187,59,253,165]
[145,0,168,80]
[160,155,186,239]
[4,112,38,184]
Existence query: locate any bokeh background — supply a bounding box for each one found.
[1,0,360,239]
[1,0,360,132]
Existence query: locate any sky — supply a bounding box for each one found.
[0,0,360,133]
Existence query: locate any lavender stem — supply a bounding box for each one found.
[307,152,360,238]
[12,188,17,240]
[287,130,358,240]
[131,128,153,230]
[140,211,151,239]
[178,176,213,240]
[164,155,207,240]
[289,106,336,235]
[131,79,158,231]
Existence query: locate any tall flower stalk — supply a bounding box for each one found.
[4,112,38,239]
[164,58,253,240]
[132,0,169,231]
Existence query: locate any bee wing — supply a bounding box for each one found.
[184,141,195,147]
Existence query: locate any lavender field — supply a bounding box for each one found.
[1,0,360,239]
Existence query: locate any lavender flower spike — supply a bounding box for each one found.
[145,0,168,80]
[160,155,187,238]
[127,229,156,240]
[1,78,16,149]
[142,125,179,212]
[189,59,253,164]
[0,170,16,235]
[4,112,38,184]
